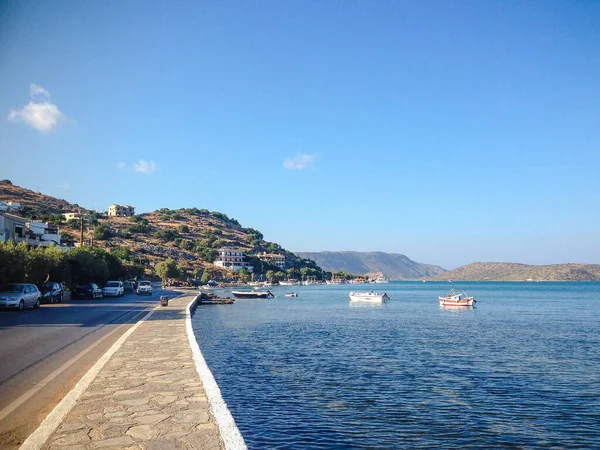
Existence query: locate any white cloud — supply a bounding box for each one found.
[30,84,50,100]
[116,162,126,170]
[283,153,319,170]
[7,84,67,132]
[134,159,157,174]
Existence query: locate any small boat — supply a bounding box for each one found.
[349,292,389,303]
[438,289,476,306]
[232,290,274,299]
[284,292,298,297]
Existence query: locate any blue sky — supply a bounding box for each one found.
[1,1,599,269]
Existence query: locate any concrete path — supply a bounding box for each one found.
[38,294,225,450]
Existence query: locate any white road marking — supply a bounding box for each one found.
[0,314,136,422]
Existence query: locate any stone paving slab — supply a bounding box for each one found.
[43,295,224,450]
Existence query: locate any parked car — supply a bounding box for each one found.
[0,283,41,310]
[38,282,64,304]
[123,280,135,292]
[102,281,124,297]
[72,283,103,299]
[136,280,153,295]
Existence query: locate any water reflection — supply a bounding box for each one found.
[440,305,474,311]
[348,302,383,308]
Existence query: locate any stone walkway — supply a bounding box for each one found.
[42,294,224,450]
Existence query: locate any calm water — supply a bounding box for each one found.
[192,282,600,449]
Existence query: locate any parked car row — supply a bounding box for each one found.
[1,280,155,309]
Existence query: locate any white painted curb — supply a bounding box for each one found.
[186,297,247,450]
[20,308,156,450]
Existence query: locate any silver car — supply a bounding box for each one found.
[0,283,42,310]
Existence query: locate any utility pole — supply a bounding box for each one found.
[80,215,84,247]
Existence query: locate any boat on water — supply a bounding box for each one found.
[232,290,274,299]
[373,276,389,284]
[438,289,476,306]
[284,292,298,297]
[349,291,390,303]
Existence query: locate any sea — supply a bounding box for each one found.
[192,282,600,449]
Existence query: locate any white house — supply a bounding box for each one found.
[258,252,286,269]
[27,221,61,246]
[108,204,135,217]
[214,247,254,273]
[63,212,83,221]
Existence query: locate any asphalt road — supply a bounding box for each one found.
[0,285,180,449]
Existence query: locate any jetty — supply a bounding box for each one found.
[195,292,235,305]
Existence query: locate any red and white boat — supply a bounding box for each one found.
[438,289,476,306]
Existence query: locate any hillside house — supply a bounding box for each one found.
[214,247,254,273]
[0,211,26,243]
[0,212,63,247]
[63,212,83,221]
[108,204,135,217]
[258,252,286,269]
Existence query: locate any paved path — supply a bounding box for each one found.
[38,294,224,450]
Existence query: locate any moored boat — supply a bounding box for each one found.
[438,289,475,306]
[349,291,389,303]
[284,292,298,297]
[232,290,274,299]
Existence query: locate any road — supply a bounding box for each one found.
[0,285,180,449]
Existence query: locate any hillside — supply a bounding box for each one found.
[428,262,600,281]
[0,182,86,217]
[295,251,446,280]
[0,181,321,278]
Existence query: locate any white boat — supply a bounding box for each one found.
[279,280,299,286]
[349,291,389,303]
[284,292,298,297]
[438,289,476,306]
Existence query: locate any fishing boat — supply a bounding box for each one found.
[349,291,389,303]
[284,292,298,297]
[438,289,476,306]
[232,290,274,299]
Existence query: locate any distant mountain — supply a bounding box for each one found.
[295,251,447,280]
[428,262,600,281]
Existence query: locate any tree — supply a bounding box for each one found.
[275,271,285,282]
[201,268,211,283]
[69,247,109,285]
[154,229,180,242]
[265,270,275,283]
[238,267,250,283]
[0,241,29,284]
[94,224,111,240]
[155,258,181,283]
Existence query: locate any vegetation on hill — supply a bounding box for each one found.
[428,262,600,281]
[296,251,446,280]
[1,183,329,283]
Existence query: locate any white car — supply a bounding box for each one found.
[102,281,124,297]
[136,281,153,295]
